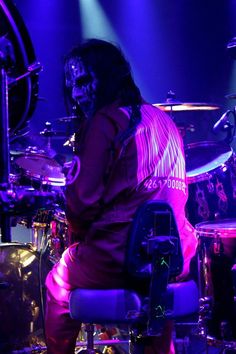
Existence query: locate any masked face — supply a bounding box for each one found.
[65,57,98,118]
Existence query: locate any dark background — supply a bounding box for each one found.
[10,0,236,153]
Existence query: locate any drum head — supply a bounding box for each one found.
[0,0,39,138]
[185,141,232,183]
[196,218,236,237]
[15,153,65,186]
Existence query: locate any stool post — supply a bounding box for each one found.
[129,327,145,354]
[85,323,96,354]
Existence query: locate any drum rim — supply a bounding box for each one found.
[196,218,236,237]
[185,140,233,184]
[15,153,66,185]
[0,241,36,249]
[23,171,66,185]
[185,140,232,150]
[16,152,58,160]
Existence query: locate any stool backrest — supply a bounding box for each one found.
[125,200,184,335]
[125,200,183,280]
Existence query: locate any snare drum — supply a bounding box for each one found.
[185,141,236,226]
[14,152,65,187]
[197,219,236,341]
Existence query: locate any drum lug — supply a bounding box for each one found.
[198,296,212,337]
[213,233,222,254]
[220,321,234,342]
[207,178,214,194]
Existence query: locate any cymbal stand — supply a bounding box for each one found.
[40,121,56,157]
[222,108,236,144]
[166,90,174,120]
[231,105,236,142]
[0,45,12,242]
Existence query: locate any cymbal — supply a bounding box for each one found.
[153,102,220,112]
[57,115,78,123]
[227,37,236,59]
[10,149,24,156]
[225,93,236,99]
[39,130,68,138]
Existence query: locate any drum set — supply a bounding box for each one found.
[0,1,236,348]
[1,100,235,353]
[0,98,235,354]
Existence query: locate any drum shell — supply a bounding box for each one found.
[186,142,236,226]
[187,165,236,226]
[197,220,236,340]
[49,209,68,262]
[0,243,52,352]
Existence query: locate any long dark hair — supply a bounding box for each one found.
[64,39,142,143]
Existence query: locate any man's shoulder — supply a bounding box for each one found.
[96,102,130,126]
[98,101,123,115]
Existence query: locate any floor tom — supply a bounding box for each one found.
[197,219,236,342]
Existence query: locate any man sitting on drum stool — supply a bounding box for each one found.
[45,39,198,354]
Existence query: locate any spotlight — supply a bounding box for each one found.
[227,37,236,59]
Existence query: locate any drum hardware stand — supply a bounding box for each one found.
[39,121,57,157]
[197,296,212,352]
[164,90,179,121]
[224,116,235,145]
[198,294,236,353]
[0,38,53,245]
[0,37,15,243]
[197,247,213,353]
[213,108,236,144]
[197,301,234,353]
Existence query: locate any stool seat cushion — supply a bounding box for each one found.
[69,280,199,324]
[167,280,199,317]
[69,289,142,323]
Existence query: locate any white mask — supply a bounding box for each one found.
[65,57,98,118]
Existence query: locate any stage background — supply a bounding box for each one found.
[13,0,236,153]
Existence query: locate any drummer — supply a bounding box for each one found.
[45,38,198,354]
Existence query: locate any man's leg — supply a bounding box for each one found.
[144,320,175,354]
[45,290,81,354]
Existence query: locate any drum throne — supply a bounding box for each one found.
[69,201,199,353]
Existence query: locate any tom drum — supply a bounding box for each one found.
[185,141,236,226]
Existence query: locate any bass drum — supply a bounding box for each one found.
[185,141,236,226]
[0,243,52,353]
